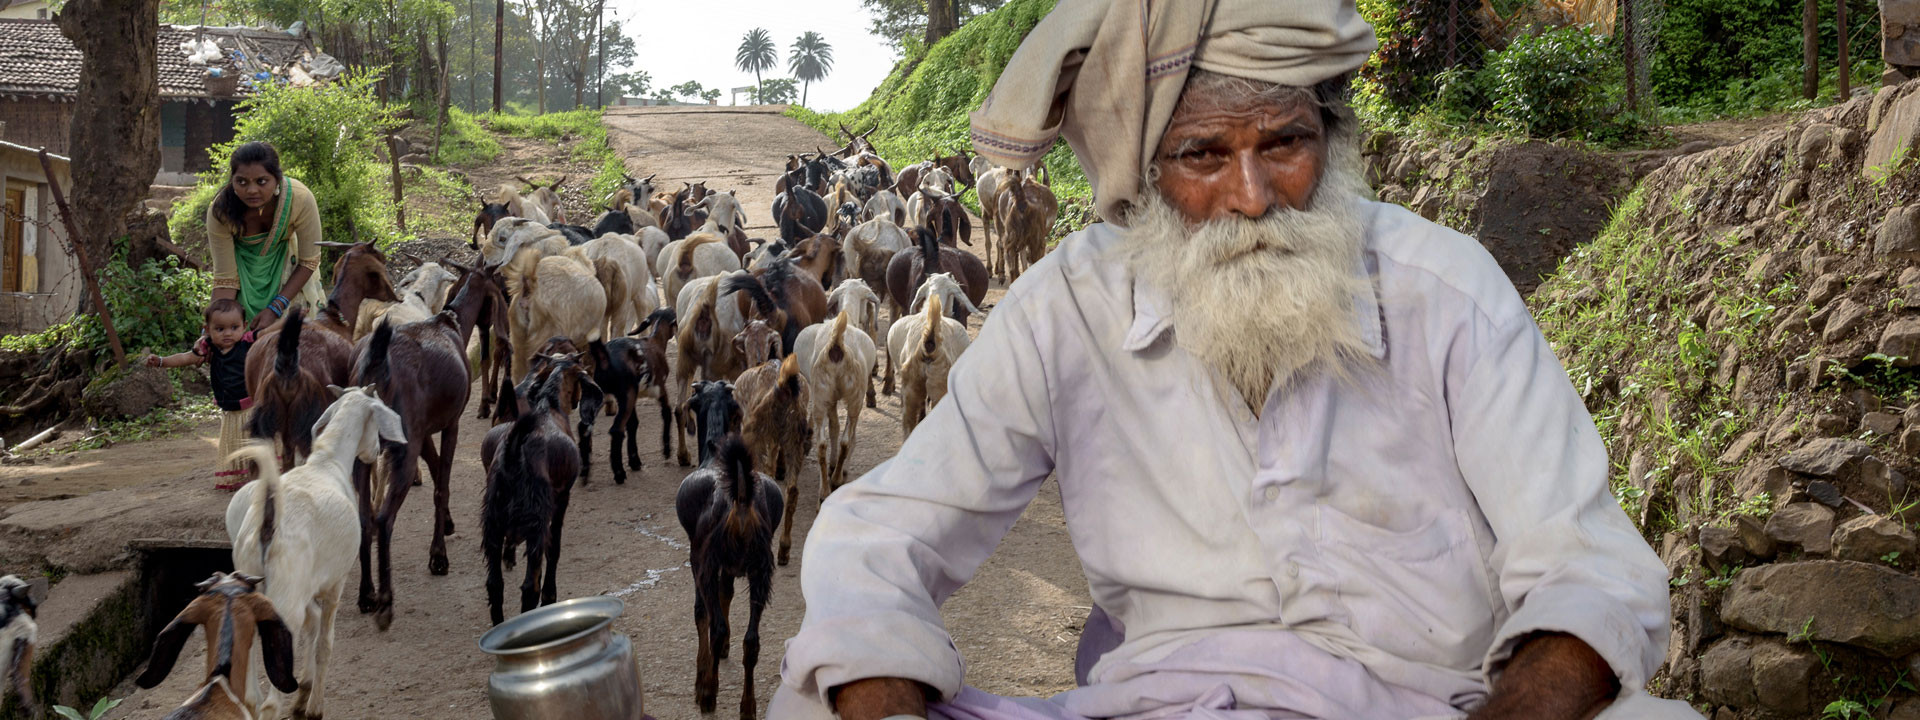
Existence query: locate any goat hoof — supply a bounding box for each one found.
[358,595,377,614]
[429,554,450,575]
[442,517,457,535]
[374,606,394,631]
[777,550,789,567]
[697,695,716,713]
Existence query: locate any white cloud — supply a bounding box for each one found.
[605,0,898,113]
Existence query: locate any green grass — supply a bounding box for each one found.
[483,109,625,212]
[431,106,504,166]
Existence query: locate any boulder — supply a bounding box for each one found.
[78,364,175,421]
[1717,431,1762,466]
[1813,413,1852,437]
[1765,502,1836,553]
[1750,640,1819,715]
[1894,699,1920,720]
[1720,560,1920,657]
[1885,317,1920,366]
[1868,90,1920,182]
[1778,438,1872,476]
[1808,273,1846,306]
[1864,411,1904,437]
[1881,206,1920,260]
[1699,526,1747,571]
[1904,427,1920,455]
[1807,480,1844,508]
[1873,85,1902,133]
[1798,123,1840,166]
[1833,515,1918,563]
[1698,637,1755,707]
[1736,514,1777,559]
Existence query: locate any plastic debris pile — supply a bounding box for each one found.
[175,24,341,95]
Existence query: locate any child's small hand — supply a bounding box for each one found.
[143,354,162,368]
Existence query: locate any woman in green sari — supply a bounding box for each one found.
[206,142,325,332]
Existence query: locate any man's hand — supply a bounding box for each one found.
[1467,633,1618,720]
[831,677,932,720]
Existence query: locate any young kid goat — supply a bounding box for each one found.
[480,353,601,624]
[588,308,675,485]
[135,572,299,720]
[0,576,35,716]
[732,354,811,566]
[224,386,405,720]
[888,293,971,435]
[675,408,781,719]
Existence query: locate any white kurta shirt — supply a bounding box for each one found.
[780,200,1671,719]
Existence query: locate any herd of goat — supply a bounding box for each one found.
[115,127,1062,720]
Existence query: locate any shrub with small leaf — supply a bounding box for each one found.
[1484,25,1617,138]
[52,697,122,720]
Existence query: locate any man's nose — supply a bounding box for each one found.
[1221,155,1277,219]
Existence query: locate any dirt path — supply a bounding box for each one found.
[99,107,1088,719]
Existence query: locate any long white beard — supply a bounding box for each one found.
[1119,150,1374,410]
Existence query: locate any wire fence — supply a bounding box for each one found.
[0,201,86,334]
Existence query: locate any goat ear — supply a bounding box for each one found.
[373,404,406,447]
[253,612,302,693]
[135,616,198,689]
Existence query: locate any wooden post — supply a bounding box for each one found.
[491,0,504,112]
[1837,0,1851,101]
[388,135,406,233]
[37,148,125,369]
[1805,0,1821,100]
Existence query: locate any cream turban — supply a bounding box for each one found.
[969,0,1377,226]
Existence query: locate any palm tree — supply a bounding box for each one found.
[736,28,776,104]
[788,32,834,108]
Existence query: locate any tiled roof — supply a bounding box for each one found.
[0,19,314,99]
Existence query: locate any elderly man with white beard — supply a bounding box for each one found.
[769,2,1699,720]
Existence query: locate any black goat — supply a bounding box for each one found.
[674,417,781,718]
[588,308,675,484]
[549,223,595,245]
[591,209,636,238]
[479,353,600,626]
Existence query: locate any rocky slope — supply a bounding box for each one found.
[1518,81,1920,718]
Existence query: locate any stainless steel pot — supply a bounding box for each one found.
[479,596,646,720]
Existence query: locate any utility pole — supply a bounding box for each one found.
[1804,0,1820,100]
[1836,0,1851,101]
[492,0,504,112]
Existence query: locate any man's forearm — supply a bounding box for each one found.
[831,677,933,720]
[1468,632,1618,720]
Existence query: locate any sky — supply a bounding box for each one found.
[602,0,900,113]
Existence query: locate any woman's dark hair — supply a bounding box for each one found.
[211,142,285,231]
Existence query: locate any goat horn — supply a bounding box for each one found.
[314,241,356,248]
[514,175,537,187]
[552,176,567,189]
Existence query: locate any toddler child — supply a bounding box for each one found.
[144,298,255,490]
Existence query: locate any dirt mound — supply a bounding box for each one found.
[1528,79,1920,717]
[79,363,173,422]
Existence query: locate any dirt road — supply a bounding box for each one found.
[97,107,1089,719]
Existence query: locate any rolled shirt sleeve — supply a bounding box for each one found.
[289,178,322,272]
[204,202,240,290]
[780,287,1059,706]
[1448,308,1670,693]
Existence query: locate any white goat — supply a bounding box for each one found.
[353,262,458,340]
[490,183,551,226]
[975,165,1012,278]
[507,247,608,380]
[657,232,741,310]
[794,282,880,495]
[910,271,983,321]
[224,387,405,720]
[579,232,658,339]
[691,190,745,236]
[865,189,907,227]
[634,226,671,281]
[888,293,970,435]
[921,166,956,196]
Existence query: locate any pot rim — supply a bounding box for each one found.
[478,595,626,656]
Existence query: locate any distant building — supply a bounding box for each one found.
[0,139,74,334]
[611,96,718,107]
[0,0,49,20]
[0,20,316,185]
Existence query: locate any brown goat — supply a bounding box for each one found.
[886,226,988,326]
[995,168,1059,284]
[243,308,347,471]
[733,318,782,368]
[311,241,401,343]
[788,231,843,289]
[135,572,298,720]
[725,257,828,362]
[350,261,496,630]
[733,354,811,566]
[674,275,745,466]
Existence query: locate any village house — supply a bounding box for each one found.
[0,139,73,334]
[0,0,48,20]
[0,19,315,185]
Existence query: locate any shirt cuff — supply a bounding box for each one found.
[298,256,321,271]
[780,610,965,707]
[1481,583,1657,694]
[212,276,240,289]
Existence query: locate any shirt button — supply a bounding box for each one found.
[1263,486,1280,502]
[1287,563,1300,578]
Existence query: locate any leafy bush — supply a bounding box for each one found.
[1485,25,1617,138]
[1,238,212,356]
[1654,0,1877,113]
[432,106,504,166]
[1358,0,1486,116]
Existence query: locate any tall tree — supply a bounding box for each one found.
[860,0,1001,51]
[924,0,957,46]
[788,32,834,108]
[493,0,505,111]
[736,27,776,103]
[55,0,162,278]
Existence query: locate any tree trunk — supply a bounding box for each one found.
[755,70,763,104]
[592,0,605,109]
[54,0,162,278]
[535,1,547,113]
[434,16,452,162]
[925,0,958,47]
[1803,0,1819,100]
[802,80,808,108]
[492,0,505,112]
[469,0,477,111]
[1836,0,1850,101]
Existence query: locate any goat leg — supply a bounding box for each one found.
[541,481,572,607]
[576,413,594,485]
[484,532,507,625]
[354,460,379,614]
[427,431,456,575]
[693,584,718,713]
[777,453,798,567]
[741,565,773,720]
[715,580,734,661]
[656,387,673,460]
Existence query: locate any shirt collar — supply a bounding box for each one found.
[1121,252,1387,360]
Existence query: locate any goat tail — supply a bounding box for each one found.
[920,294,943,356]
[827,311,850,363]
[358,319,394,387]
[676,234,723,277]
[723,273,779,318]
[274,306,305,380]
[718,434,757,508]
[228,442,282,571]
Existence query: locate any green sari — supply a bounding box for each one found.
[231,190,296,320]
